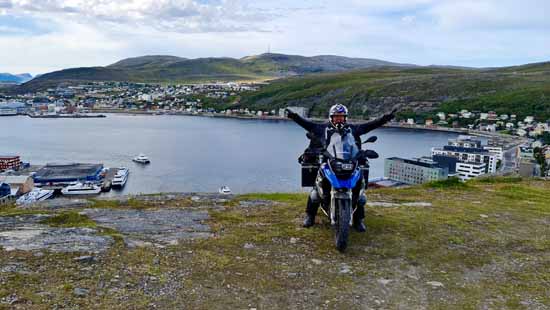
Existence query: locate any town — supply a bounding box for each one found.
[1,81,549,204]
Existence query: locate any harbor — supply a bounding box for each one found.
[1,160,134,205]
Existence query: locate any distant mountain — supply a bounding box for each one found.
[15,53,416,92]
[0,72,33,84]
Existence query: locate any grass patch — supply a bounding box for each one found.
[424,177,468,189]
[40,211,97,228]
[473,176,523,184]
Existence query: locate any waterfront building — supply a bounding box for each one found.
[431,145,497,174]
[0,175,34,196]
[384,157,448,185]
[33,163,104,186]
[0,183,10,198]
[456,162,486,181]
[519,160,540,177]
[280,107,308,118]
[449,136,482,148]
[483,145,504,161]
[0,156,21,171]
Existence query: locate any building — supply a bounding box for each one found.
[33,163,104,186]
[384,157,448,185]
[0,175,34,196]
[448,136,482,148]
[519,160,540,177]
[280,107,308,118]
[456,162,486,181]
[0,183,10,198]
[483,145,504,161]
[431,145,498,174]
[0,156,21,171]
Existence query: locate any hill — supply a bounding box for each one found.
[0,177,548,308]
[15,53,412,93]
[0,72,32,84]
[238,63,550,120]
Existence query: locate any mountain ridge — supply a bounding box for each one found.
[14,53,416,92]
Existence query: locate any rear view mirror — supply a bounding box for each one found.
[362,136,378,144]
[364,150,379,159]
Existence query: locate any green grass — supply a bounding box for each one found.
[239,63,550,120]
[1,177,549,309]
[424,177,469,189]
[40,211,97,228]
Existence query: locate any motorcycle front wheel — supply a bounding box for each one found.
[335,198,351,252]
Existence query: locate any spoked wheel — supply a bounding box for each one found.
[334,198,351,252]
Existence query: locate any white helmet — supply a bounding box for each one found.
[329,104,348,129]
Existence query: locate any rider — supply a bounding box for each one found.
[286,104,396,232]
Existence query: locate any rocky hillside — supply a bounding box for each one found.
[15,53,413,93]
[0,177,548,308]
[238,62,550,120]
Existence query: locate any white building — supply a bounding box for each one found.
[280,106,308,118]
[431,146,497,174]
[456,162,487,181]
[524,116,535,124]
[483,146,504,161]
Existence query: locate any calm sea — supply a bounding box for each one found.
[0,114,459,194]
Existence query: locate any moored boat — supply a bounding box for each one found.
[112,167,129,188]
[61,182,101,195]
[16,188,54,205]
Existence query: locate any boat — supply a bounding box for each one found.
[219,186,232,195]
[133,154,150,164]
[61,182,101,195]
[16,188,54,205]
[111,167,129,188]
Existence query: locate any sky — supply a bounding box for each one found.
[0,0,549,75]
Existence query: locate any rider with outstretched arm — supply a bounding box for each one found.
[286,104,397,231]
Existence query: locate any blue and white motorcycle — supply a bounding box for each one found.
[313,131,378,252]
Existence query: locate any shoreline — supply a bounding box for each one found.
[91,109,526,144]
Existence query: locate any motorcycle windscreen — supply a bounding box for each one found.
[327,132,360,161]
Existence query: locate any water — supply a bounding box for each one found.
[0,114,459,194]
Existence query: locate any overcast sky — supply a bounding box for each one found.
[1,0,549,75]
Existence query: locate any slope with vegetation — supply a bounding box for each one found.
[0,177,549,308]
[238,62,550,120]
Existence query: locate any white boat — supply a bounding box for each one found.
[16,188,54,205]
[61,182,101,195]
[133,154,150,164]
[219,186,232,195]
[112,167,129,187]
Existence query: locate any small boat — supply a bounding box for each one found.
[133,154,150,164]
[112,167,129,188]
[219,186,232,195]
[61,182,101,195]
[16,188,54,205]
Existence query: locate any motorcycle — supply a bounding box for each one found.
[307,130,379,252]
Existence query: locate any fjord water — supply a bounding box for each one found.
[1,114,458,195]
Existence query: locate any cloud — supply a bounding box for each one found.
[1,0,280,33]
[0,0,548,74]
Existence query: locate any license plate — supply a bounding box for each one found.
[342,163,353,170]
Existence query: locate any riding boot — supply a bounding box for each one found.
[304,190,320,228]
[353,193,367,232]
